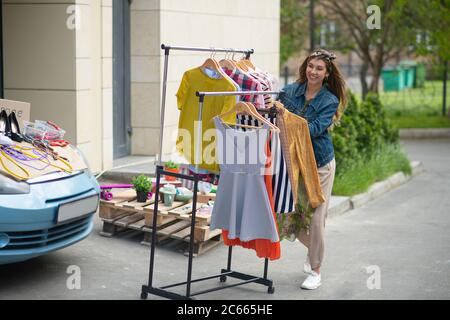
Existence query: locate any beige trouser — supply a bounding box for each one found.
[296,158,336,270]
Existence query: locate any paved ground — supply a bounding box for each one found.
[1,139,449,300]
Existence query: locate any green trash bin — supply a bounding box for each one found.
[405,67,414,88]
[382,66,405,92]
[399,60,418,89]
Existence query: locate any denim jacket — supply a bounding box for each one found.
[278,82,339,168]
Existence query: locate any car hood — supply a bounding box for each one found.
[0,170,100,210]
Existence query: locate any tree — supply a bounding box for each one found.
[320,0,417,98]
[400,0,450,117]
[403,0,450,61]
[280,0,308,67]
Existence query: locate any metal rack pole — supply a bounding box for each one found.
[147,166,161,288]
[186,175,199,297]
[194,94,205,171]
[195,90,280,291]
[193,91,279,174]
[196,90,280,97]
[161,44,254,58]
[157,47,170,165]
[145,42,282,299]
[142,90,279,300]
[156,44,255,166]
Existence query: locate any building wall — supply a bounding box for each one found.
[3,0,112,173]
[3,0,279,172]
[129,0,160,157]
[74,0,103,173]
[101,0,113,170]
[130,0,280,160]
[3,0,77,143]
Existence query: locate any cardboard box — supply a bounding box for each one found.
[197,193,216,203]
[0,99,31,131]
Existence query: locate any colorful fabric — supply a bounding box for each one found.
[273,101,325,208]
[236,113,294,214]
[249,71,274,107]
[222,131,281,260]
[210,117,279,243]
[176,67,237,172]
[223,67,265,108]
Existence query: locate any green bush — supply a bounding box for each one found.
[331,91,362,171]
[331,91,400,177]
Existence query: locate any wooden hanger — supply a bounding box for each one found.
[241,58,256,71]
[243,102,279,131]
[217,102,279,132]
[219,58,236,72]
[200,58,223,78]
[222,121,261,129]
[223,50,239,69]
[219,52,235,70]
[224,51,245,72]
[216,102,261,129]
[200,57,220,71]
[236,60,249,72]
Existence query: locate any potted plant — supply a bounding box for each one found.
[131,174,152,202]
[164,161,180,181]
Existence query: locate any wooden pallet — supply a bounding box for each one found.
[99,189,222,256]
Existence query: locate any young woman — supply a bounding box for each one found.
[278,49,347,290]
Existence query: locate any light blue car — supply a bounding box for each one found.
[0,147,100,264]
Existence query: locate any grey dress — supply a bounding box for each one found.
[210,116,279,242]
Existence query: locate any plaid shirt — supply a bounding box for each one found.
[249,71,274,108]
[223,68,265,108]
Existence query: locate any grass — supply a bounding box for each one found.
[333,144,412,196]
[390,115,450,128]
[380,81,445,117]
[379,81,450,128]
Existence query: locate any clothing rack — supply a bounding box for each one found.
[157,44,255,166]
[141,44,279,300]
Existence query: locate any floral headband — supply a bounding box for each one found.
[309,49,336,62]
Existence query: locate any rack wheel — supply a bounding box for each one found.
[140,291,148,300]
[267,286,275,294]
[219,275,227,283]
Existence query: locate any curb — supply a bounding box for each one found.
[399,128,450,139]
[328,196,352,217]
[328,160,424,216]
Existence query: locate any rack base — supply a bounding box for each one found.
[141,269,274,300]
[141,166,275,300]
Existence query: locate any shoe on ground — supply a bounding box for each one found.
[301,271,321,290]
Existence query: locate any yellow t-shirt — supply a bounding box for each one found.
[176,67,237,172]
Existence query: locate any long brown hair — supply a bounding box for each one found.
[297,49,348,125]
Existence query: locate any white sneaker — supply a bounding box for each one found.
[301,271,321,290]
[303,257,312,275]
